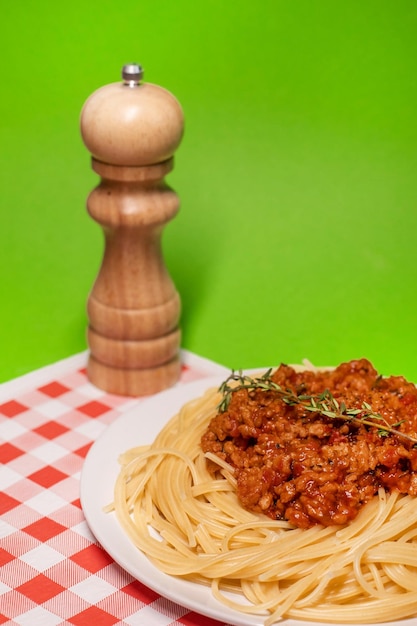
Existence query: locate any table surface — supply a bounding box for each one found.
[2,1,417,384]
[0,350,237,625]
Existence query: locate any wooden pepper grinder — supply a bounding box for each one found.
[80,63,184,396]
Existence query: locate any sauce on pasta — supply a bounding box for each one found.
[201,359,417,529]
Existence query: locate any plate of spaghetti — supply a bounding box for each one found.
[80,359,417,626]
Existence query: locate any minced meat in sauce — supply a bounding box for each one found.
[201,359,417,529]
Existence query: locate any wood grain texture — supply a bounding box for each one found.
[81,77,184,396]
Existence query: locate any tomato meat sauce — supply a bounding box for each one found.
[201,359,417,529]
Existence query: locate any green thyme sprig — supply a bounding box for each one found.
[218,370,417,446]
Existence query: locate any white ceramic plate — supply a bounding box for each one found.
[80,376,412,626]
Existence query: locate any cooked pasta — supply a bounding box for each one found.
[108,372,417,625]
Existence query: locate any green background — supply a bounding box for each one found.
[1,1,417,384]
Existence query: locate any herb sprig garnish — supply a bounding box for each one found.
[218,369,417,446]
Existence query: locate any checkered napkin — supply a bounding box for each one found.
[0,351,235,626]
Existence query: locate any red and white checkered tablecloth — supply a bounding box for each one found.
[0,350,234,626]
